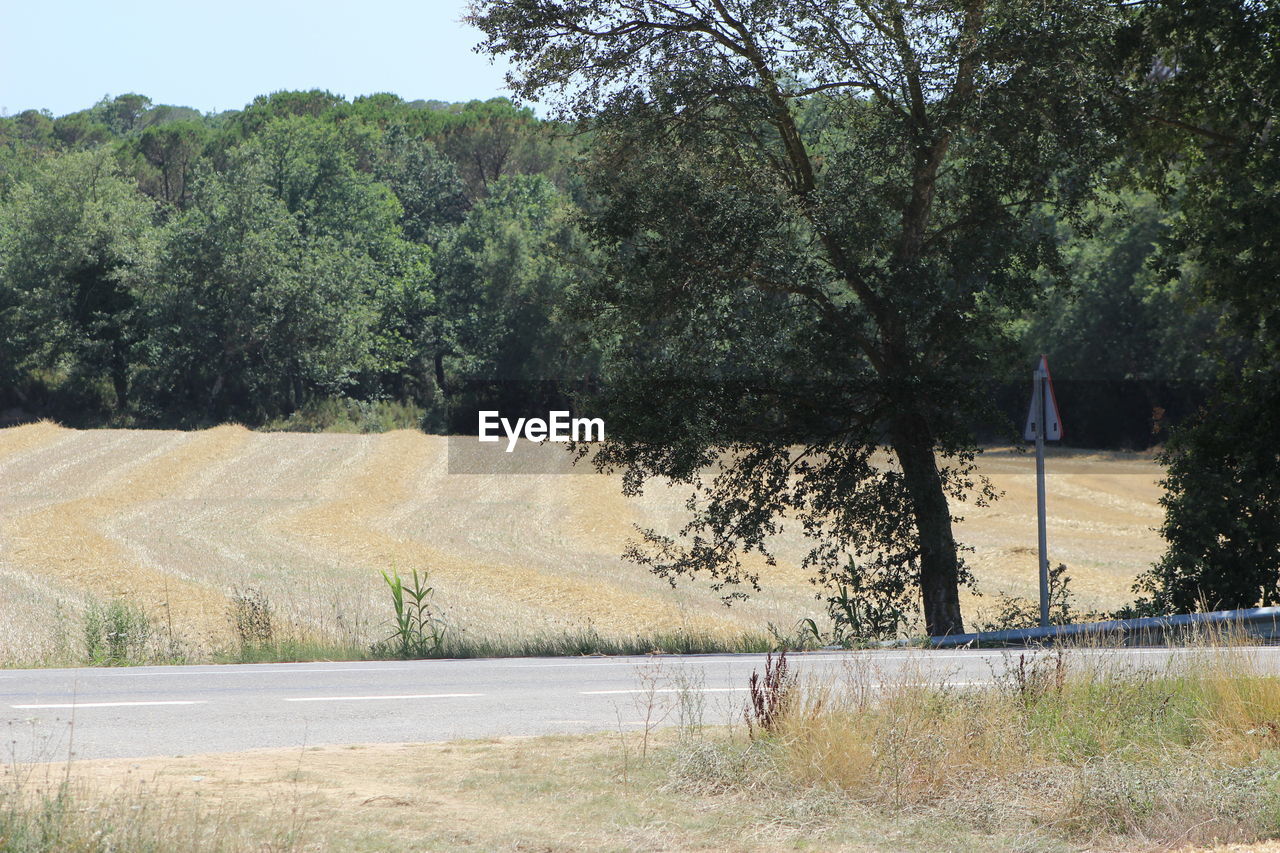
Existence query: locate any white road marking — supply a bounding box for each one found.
[283,693,482,702]
[581,687,749,695]
[11,700,208,709]
[497,661,660,668]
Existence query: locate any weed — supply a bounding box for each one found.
[227,585,274,647]
[746,650,796,737]
[766,619,827,651]
[971,563,1104,632]
[373,567,447,659]
[82,598,152,666]
[706,644,1280,847]
[667,740,780,795]
[998,648,1067,708]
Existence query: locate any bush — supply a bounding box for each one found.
[83,598,153,665]
[261,397,430,433]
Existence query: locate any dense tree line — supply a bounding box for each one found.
[0,91,586,429]
[0,90,1234,439]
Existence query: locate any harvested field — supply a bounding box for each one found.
[0,424,1165,662]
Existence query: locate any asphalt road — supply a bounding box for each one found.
[4,648,1278,761]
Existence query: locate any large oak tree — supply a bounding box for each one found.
[468,0,1128,635]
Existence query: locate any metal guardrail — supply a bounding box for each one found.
[930,606,1280,648]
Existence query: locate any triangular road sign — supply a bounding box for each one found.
[1024,355,1063,441]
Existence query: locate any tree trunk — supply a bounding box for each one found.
[110,343,129,413]
[434,349,447,394]
[890,412,965,637]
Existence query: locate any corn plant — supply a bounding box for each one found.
[377,568,447,658]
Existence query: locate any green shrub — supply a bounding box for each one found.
[83,598,153,665]
[261,397,430,434]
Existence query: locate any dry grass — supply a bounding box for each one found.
[691,646,1280,850]
[0,424,1165,664]
[4,731,1045,852]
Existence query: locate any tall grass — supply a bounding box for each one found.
[0,778,309,852]
[433,626,778,658]
[674,646,1280,848]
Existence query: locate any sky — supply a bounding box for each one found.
[1,0,521,117]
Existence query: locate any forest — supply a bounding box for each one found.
[0,92,593,432]
[0,89,1238,443]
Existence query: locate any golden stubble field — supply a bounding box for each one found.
[0,422,1165,662]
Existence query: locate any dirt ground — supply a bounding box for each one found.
[8,730,1270,853]
[0,423,1164,659]
[10,732,944,852]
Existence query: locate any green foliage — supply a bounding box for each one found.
[1019,186,1228,447]
[469,0,1129,635]
[429,98,563,199]
[433,174,598,421]
[261,397,432,433]
[0,149,159,415]
[90,94,153,136]
[134,121,209,206]
[83,598,153,666]
[374,126,469,242]
[52,112,112,150]
[0,90,595,430]
[4,65,1278,633]
[138,147,381,423]
[821,562,917,644]
[1134,370,1280,613]
[375,568,447,659]
[1120,1,1280,613]
[418,627,776,659]
[970,563,1094,633]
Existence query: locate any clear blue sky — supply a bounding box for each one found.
[1,1,519,117]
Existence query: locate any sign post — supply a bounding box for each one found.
[1023,355,1062,628]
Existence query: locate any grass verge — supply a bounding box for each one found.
[2,732,1023,852]
[208,630,781,665]
[701,645,1280,849]
[6,646,1279,850]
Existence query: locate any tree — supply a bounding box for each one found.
[140,147,380,422]
[427,99,564,200]
[91,94,153,136]
[1136,370,1280,612]
[470,0,1126,635]
[52,112,113,149]
[1018,186,1226,448]
[0,149,157,413]
[432,174,596,423]
[247,115,401,250]
[136,121,209,207]
[1126,0,1280,612]
[375,125,470,242]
